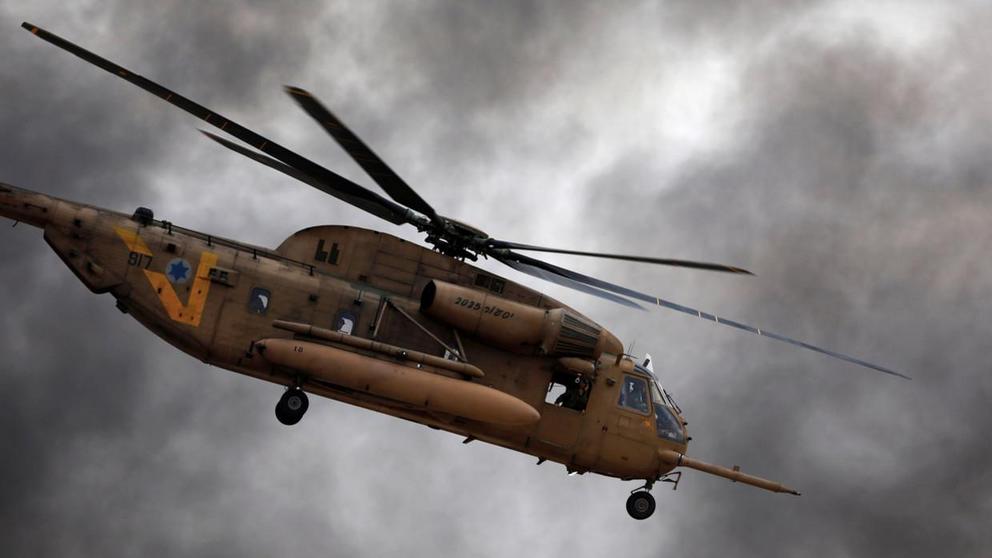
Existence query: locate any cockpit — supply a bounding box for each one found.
[620,357,687,445]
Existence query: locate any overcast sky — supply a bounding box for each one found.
[1,1,990,556]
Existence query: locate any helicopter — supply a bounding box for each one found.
[1,22,907,521]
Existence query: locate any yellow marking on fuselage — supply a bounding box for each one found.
[113,228,216,327]
[114,226,153,256]
[143,252,219,327]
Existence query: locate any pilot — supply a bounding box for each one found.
[620,377,648,412]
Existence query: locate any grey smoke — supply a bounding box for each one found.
[1,1,989,556]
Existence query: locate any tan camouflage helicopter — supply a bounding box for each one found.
[3,23,906,520]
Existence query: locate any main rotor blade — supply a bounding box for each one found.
[284,86,441,224]
[498,251,908,379]
[489,240,753,274]
[493,254,644,309]
[199,131,410,224]
[22,22,415,227]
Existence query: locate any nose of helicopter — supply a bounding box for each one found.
[0,182,56,228]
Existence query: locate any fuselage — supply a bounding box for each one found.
[0,183,689,482]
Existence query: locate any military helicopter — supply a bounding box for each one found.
[3,23,907,520]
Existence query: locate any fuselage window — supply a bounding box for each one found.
[248,287,271,315]
[618,375,650,414]
[333,310,357,335]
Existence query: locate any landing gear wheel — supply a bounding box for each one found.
[275,388,309,426]
[626,491,656,520]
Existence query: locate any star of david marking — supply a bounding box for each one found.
[166,258,192,285]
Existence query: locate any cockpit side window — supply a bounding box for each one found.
[618,375,650,414]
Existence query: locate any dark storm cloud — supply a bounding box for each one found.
[1,1,989,557]
[581,14,992,557]
[0,2,353,555]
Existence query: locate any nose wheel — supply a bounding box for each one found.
[626,490,656,520]
[626,480,657,520]
[275,387,309,425]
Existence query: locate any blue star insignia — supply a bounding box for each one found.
[166,259,191,284]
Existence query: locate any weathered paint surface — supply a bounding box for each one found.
[1,183,693,483]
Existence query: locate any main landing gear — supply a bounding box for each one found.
[626,481,657,520]
[275,386,309,425]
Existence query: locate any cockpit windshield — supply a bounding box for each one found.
[634,362,686,444]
